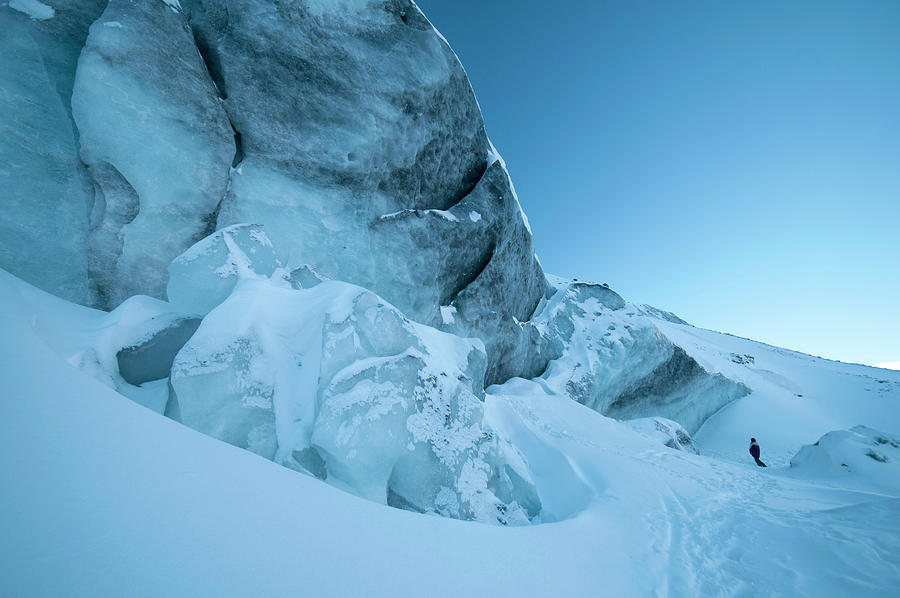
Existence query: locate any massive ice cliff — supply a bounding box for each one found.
[1,0,750,523]
[0,0,106,304]
[73,0,235,308]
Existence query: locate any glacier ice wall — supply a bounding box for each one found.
[167,229,541,524]
[0,0,547,384]
[0,1,105,304]
[503,280,750,434]
[185,0,488,210]
[0,0,759,524]
[188,0,548,381]
[73,0,235,308]
[376,160,551,385]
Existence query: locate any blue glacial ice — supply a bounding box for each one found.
[167,228,540,524]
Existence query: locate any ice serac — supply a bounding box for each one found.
[168,233,540,524]
[205,0,489,274]
[72,0,234,309]
[183,0,547,383]
[189,0,487,212]
[0,1,106,304]
[374,160,551,385]
[167,223,281,316]
[518,279,749,434]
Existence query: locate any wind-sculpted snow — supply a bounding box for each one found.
[0,0,105,304]
[787,426,900,496]
[626,417,700,454]
[4,266,900,596]
[5,262,900,595]
[166,231,540,524]
[72,0,234,308]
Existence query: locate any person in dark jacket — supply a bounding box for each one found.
[749,437,766,467]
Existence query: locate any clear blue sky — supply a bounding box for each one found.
[416,0,899,367]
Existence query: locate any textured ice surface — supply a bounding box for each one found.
[2,0,548,388]
[72,0,234,308]
[203,0,490,283]
[185,0,546,383]
[187,0,488,210]
[0,1,106,304]
[218,156,548,387]
[169,244,539,523]
[492,278,749,434]
[167,224,281,315]
[8,0,55,20]
[379,160,551,385]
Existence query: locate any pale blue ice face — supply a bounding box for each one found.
[418,0,900,367]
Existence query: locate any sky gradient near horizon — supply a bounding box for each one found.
[416,0,899,368]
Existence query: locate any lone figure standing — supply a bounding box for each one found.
[749,437,766,467]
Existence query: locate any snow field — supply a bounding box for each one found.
[2,266,899,596]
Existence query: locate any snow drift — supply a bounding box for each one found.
[2,265,899,596]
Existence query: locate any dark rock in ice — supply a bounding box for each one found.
[730,353,755,365]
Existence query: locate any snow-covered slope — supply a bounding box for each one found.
[2,267,898,597]
[652,318,900,466]
[787,426,900,496]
